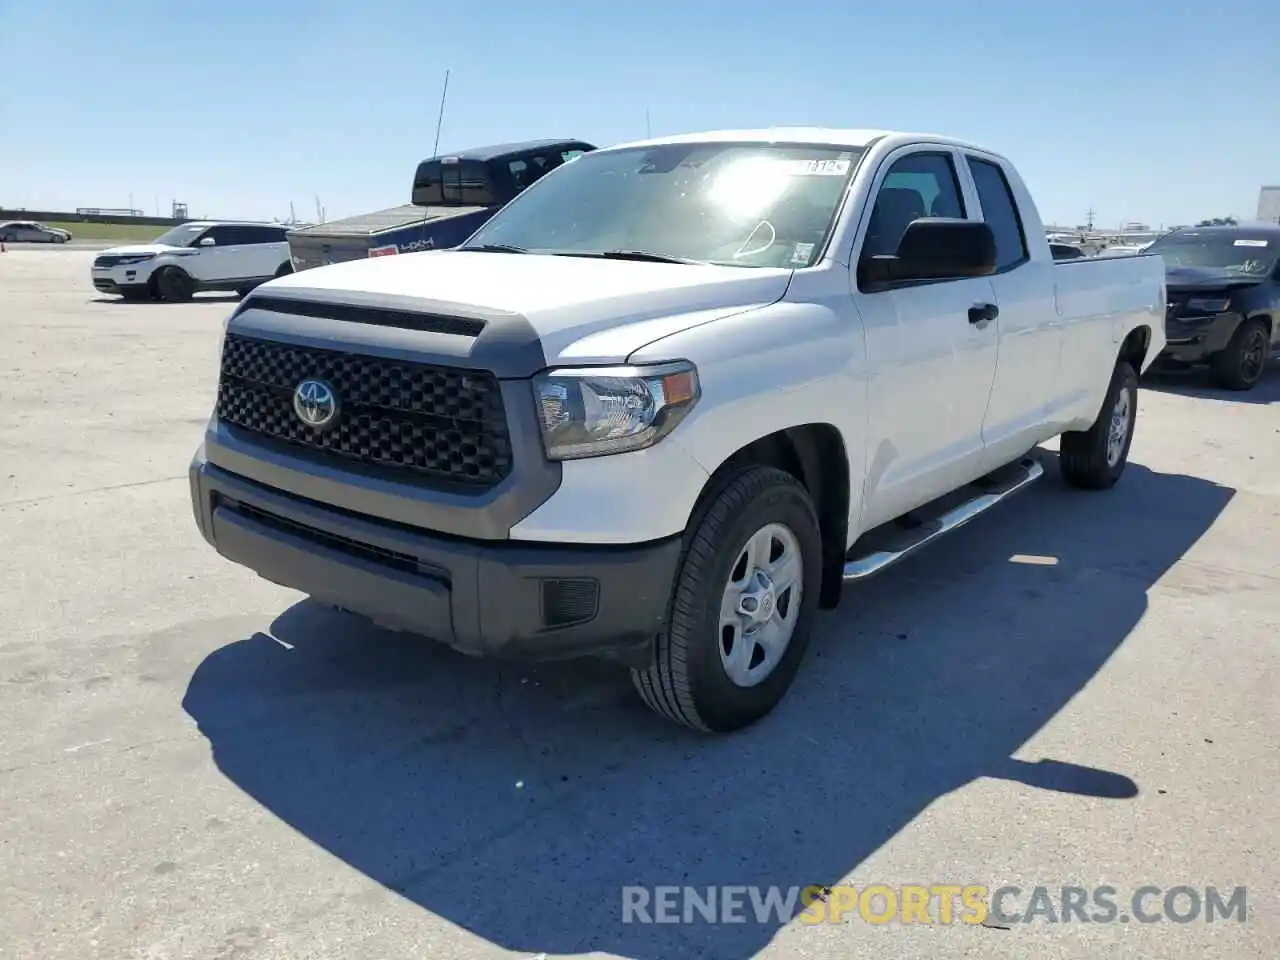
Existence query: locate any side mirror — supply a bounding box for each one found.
[198,236,216,247]
[859,218,996,289]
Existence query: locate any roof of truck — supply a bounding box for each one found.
[603,127,992,154]
[1164,222,1280,237]
[430,138,593,162]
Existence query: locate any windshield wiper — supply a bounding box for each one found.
[600,249,700,264]
[462,243,528,254]
[549,249,700,265]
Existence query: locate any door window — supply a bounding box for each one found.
[862,152,966,261]
[242,225,286,244]
[966,157,1028,271]
[213,225,255,246]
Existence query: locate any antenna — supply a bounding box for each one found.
[432,69,451,158]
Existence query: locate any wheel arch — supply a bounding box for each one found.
[689,423,852,610]
[1246,310,1274,339]
[1118,323,1153,373]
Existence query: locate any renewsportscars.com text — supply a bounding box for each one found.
[621,884,1247,926]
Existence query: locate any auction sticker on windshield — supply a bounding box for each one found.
[1234,239,1268,247]
[779,158,851,176]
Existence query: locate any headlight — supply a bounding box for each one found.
[1184,296,1230,315]
[115,254,155,266]
[533,361,701,460]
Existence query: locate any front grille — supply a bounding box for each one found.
[216,333,512,487]
[93,254,141,269]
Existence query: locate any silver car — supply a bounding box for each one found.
[0,220,72,243]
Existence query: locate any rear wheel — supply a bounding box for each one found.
[631,466,822,733]
[1060,360,1138,490]
[1210,317,1270,391]
[154,267,194,302]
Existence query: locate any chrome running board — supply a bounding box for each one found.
[843,456,1045,582]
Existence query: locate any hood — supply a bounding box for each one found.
[100,242,181,257]
[260,249,793,365]
[1165,265,1263,292]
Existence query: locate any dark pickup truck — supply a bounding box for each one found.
[286,138,595,272]
[1149,223,1280,390]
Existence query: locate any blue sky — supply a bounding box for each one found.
[2,0,1276,229]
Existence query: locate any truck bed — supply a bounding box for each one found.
[285,202,494,272]
[290,203,488,240]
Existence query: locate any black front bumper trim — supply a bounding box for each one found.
[191,457,680,666]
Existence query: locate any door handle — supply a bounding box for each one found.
[968,303,999,326]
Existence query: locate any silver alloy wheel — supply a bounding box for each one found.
[1106,387,1132,467]
[718,522,804,688]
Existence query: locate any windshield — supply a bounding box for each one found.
[461,141,864,268]
[151,223,208,247]
[1146,231,1279,277]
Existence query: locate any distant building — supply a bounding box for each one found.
[1258,186,1280,223]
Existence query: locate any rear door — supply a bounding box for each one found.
[241,225,289,277]
[960,153,1064,466]
[852,146,1000,527]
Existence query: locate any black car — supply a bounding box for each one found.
[1148,224,1280,389]
[1049,241,1085,260]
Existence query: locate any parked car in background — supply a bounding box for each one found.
[189,126,1164,731]
[286,138,596,271]
[91,221,292,302]
[0,220,71,243]
[1148,223,1280,389]
[1049,241,1085,260]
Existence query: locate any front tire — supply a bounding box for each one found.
[1210,317,1270,391]
[631,466,822,733]
[1060,360,1138,490]
[154,267,194,302]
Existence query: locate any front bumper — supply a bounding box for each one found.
[91,266,152,296]
[190,451,682,665]
[1156,311,1240,364]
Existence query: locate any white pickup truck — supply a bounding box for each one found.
[189,127,1165,732]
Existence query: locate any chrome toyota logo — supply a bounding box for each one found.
[292,379,339,429]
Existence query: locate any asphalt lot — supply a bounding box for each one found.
[2,249,1278,960]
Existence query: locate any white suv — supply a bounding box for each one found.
[91,221,293,302]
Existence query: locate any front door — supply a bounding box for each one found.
[851,147,1001,530]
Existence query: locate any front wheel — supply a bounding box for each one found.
[631,466,822,733]
[154,267,194,303]
[1210,317,1270,391]
[1060,360,1138,490]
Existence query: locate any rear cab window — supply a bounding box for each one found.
[412,158,499,206]
[966,156,1028,270]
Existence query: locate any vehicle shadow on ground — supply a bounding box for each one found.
[1142,365,1280,405]
[182,455,1233,959]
